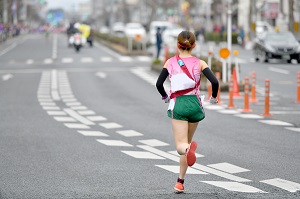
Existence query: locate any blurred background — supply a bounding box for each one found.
[0,0,299,46]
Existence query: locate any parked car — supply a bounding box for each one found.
[149,21,172,44]
[253,31,300,63]
[124,22,146,40]
[255,21,274,37]
[112,22,125,37]
[162,24,185,45]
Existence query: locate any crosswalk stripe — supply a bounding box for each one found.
[139,139,169,147]
[119,56,132,62]
[99,122,123,129]
[156,165,208,174]
[261,178,300,193]
[44,59,53,64]
[26,59,34,64]
[207,162,250,174]
[96,139,133,147]
[62,58,73,63]
[100,57,113,62]
[122,151,164,159]
[64,123,90,129]
[81,57,93,63]
[77,130,108,137]
[259,120,293,126]
[116,130,143,137]
[202,181,266,193]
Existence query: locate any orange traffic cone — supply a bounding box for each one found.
[232,67,241,97]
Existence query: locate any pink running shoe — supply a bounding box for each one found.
[186,141,197,166]
[174,182,184,193]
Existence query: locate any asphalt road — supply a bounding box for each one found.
[0,33,300,199]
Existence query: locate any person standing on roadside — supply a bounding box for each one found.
[156,27,163,59]
[156,30,219,193]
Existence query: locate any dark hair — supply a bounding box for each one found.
[177,31,195,50]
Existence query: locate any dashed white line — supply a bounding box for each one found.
[96,139,133,147]
[77,130,108,137]
[259,120,293,126]
[261,178,300,193]
[207,162,250,174]
[122,151,164,159]
[139,139,169,147]
[202,181,266,193]
[64,123,90,129]
[156,165,208,174]
[116,130,143,137]
[99,122,123,129]
[64,108,95,125]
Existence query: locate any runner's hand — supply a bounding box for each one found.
[162,95,170,103]
[209,96,218,104]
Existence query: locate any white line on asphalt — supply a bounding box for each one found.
[119,56,132,62]
[81,57,93,63]
[64,108,95,125]
[42,106,60,110]
[95,71,107,78]
[285,127,300,132]
[99,122,123,129]
[44,59,53,64]
[52,33,58,59]
[122,151,165,159]
[54,117,77,122]
[234,114,264,119]
[261,178,300,192]
[26,59,34,64]
[47,111,67,116]
[71,106,88,110]
[100,57,113,62]
[2,74,13,81]
[268,67,289,75]
[96,139,133,147]
[51,70,60,101]
[137,145,251,182]
[156,165,208,174]
[61,58,73,63]
[139,139,169,147]
[168,150,205,158]
[86,116,107,121]
[0,43,17,56]
[77,130,108,137]
[77,110,96,115]
[202,181,266,193]
[64,123,90,129]
[258,120,294,126]
[207,162,250,174]
[116,130,143,137]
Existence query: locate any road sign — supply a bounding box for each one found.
[219,48,230,59]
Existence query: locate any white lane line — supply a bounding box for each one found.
[122,151,165,159]
[40,102,56,106]
[259,120,294,126]
[77,130,108,137]
[42,106,60,110]
[47,111,67,116]
[234,114,264,119]
[218,109,241,114]
[0,42,17,56]
[268,67,289,75]
[71,106,88,110]
[137,145,251,182]
[202,181,266,193]
[204,105,224,110]
[86,116,107,121]
[81,57,93,63]
[261,178,300,193]
[100,57,112,62]
[78,110,96,115]
[285,127,300,132]
[119,56,132,62]
[137,56,151,62]
[96,71,107,78]
[156,165,208,174]
[64,108,95,125]
[66,102,81,106]
[38,98,53,102]
[64,123,90,129]
[96,139,133,147]
[26,59,34,64]
[2,74,13,81]
[62,58,73,63]
[207,162,250,174]
[116,130,143,137]
[139,139,169,147]
[44,59,53,64]
[51,70,60,101]
[52,33,58,59]
[54,117,77,122]
[168,150,205,158]
[62,98,77,102]
[99,122,123,129]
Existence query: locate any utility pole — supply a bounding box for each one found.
[3,0,7,24]
[227,0,232,82]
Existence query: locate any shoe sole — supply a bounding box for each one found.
[186,141,197,166]
[174,188,184,193]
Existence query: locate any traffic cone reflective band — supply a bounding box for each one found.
[227,74,235,108]
[232,67,240,97]
[250,71,258,103]
[296,72,300,103]
[262,79,272,117]
[215,72,222,104]
[242,77,252,113]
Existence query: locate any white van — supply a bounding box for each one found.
[149,21,172,44]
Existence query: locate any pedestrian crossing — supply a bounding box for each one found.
[36,69,300,195]
[5,56,152,65]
